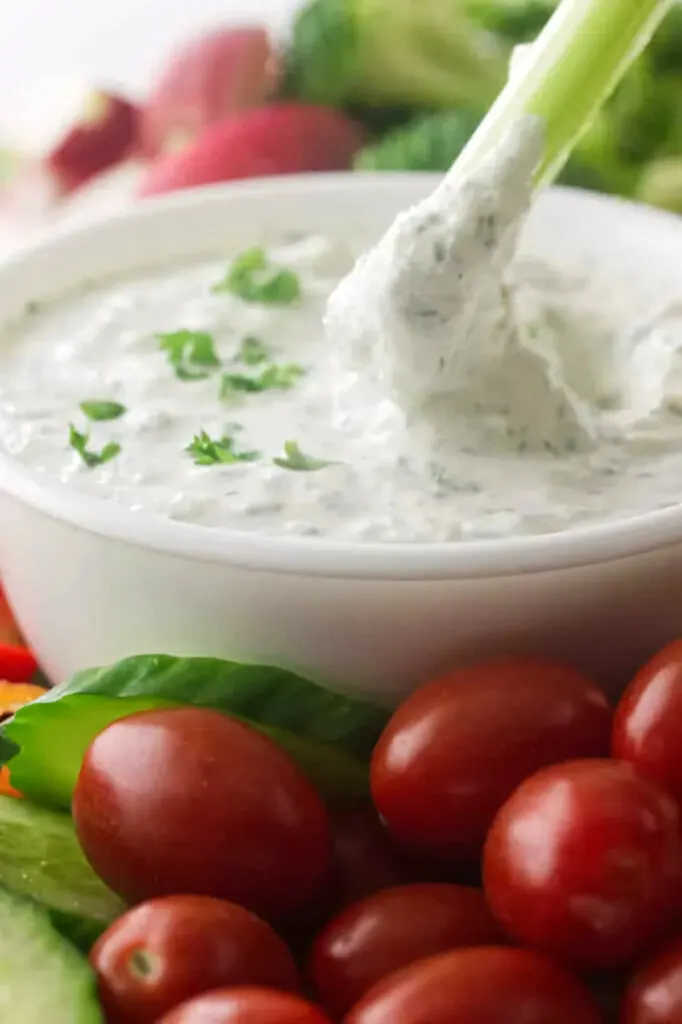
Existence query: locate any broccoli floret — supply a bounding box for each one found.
[637,158,682,214]
[606,58,679,166]
[464,0,555,43]
[566,111,641,198]
[285,0,507,111]
[354,108,482,171]
[650,5,682,75]
[343,104,420,139]
[557,157,612,196]
[658,85,682,158]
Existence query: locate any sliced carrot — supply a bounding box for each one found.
[0,681,47,713]
[0,766,21,799]
[0,681,48,799]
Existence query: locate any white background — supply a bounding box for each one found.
[0,0,295,122]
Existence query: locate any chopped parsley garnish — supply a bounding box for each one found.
[187,430,260,466]
[158,330,221,380]
[273,440,335,472]
[212,248,301,305]
[236,335,271,365]
[79,400,127,422]
[220,362,305,399]
[68,425,121,468]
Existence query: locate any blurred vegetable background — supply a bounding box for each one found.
[1,0,681,226]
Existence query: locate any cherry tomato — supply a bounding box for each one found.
[329,807,414,905]
[157,987,333,1024]
[484,758,682,971]
[308,883,503,1018]
[275,805,417,959]
[621,934,682,1024]
[344,947,602,1024]
[371,658,612,862]
[90,894,300,1023]
[613,640,682,806]
[73,708,331,919]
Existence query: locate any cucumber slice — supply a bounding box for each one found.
[0,887,103,1022]
[0,795,124,924]
[48,909,108,954]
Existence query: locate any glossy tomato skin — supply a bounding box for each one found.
[275,806,418,960]
[90,894,300,1024]
[73,708,331,919]
[370,658,612,862]
[308,883,503,1018]
[157,987,333,1024]
[613,640,682,805]
[344,947,602,1024]
[329,807,414,906]
[621,934,682,1024]
[484,758,682,972]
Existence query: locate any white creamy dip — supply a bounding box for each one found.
[1,124,682,544]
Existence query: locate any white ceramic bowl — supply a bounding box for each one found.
[1,173,682,701]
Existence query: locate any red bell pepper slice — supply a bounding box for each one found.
[0,643,38,683]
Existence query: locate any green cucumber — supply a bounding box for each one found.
[48,909,109,954]
[0,887,103,1022]
[2,655,390,807]
[0,794,124,924]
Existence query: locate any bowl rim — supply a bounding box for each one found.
[2,172,682,582]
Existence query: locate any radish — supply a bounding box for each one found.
[141,26,281,158]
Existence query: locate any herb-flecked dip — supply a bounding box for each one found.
[2,125,682,544]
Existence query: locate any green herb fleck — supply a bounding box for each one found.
[213,248,301,305]
[68,425,121,468]
[158,330,221,380]
[274,440,335,472]
[79,400,127,422]
[187,430,260,466]
[220,363,305,399]
[236,335,271,365]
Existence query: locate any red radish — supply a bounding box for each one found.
[138,104,365,198]
[46,91,140,195]
[1,79,140,218]
[141,26,281,158]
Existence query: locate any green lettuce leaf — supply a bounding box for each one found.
[3,655,390,807]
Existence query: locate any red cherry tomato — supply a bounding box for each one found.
[275,805,417,958]
[371,658,612,862]
[344,947,602,1024]
[613,640,682,805]
[90,894,300,1023]
[329,807,415,905]
[157,987,333,1024]
[484,758,682,971]
[73,708,331,919]
[621,933,682,1024]
[308,883,503,1018]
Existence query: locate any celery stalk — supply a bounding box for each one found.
[450,0,674,186]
